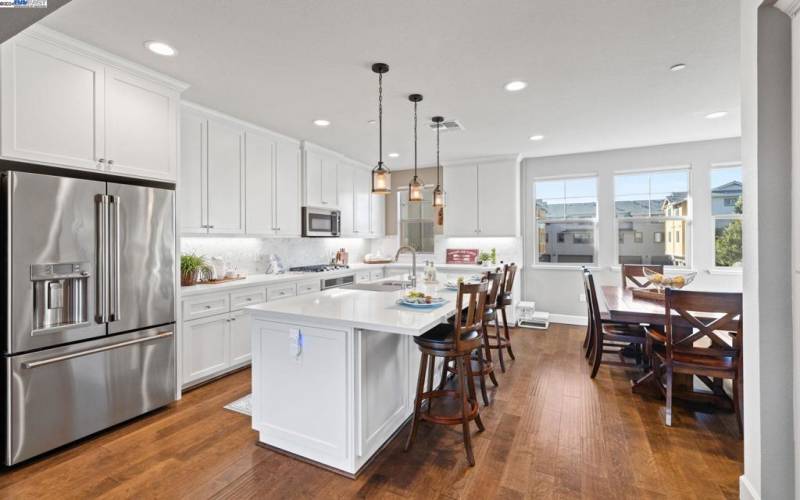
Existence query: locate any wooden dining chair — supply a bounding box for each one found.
[584,270,647,378]
[621,264,664,289]
[651,289,743,431]
[405,281,489,466]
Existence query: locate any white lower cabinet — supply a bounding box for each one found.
[228,310,252,366]
[183,314,230,384]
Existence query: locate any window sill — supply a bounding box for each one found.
[706,268,743,276]
[530,264,601,271]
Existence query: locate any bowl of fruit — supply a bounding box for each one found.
[643,268,697,292]
[398,290,447,309]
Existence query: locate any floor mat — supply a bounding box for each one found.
[224,394,252,416]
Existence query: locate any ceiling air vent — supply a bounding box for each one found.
[429,120,464,132]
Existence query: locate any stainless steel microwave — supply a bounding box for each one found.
[302,207,341,237]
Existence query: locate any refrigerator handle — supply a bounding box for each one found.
[109,195,121,322]
[95,194,109,324]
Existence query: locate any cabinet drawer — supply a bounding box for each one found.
[356,271,371,283]
[183,293,230,321]
[296,279,320,296]
[369,269,384,281]
[267,283,297,301]
[230,287,267,311]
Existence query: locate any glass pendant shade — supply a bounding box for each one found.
[432,185,444,207]
[409,176,424,202]
[372,162,391,194]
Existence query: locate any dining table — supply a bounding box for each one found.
[597,285,735,407]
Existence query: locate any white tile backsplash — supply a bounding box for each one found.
[181,237,372,274]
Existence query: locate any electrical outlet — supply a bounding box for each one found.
[579,293,586,303]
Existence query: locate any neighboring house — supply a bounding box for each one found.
[662,196,688,266]
[711,180,743,216]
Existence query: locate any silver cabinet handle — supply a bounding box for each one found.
[109,195,121,322]
[231,317,237,321]
[22,331,174,369]
[107,160,115,166]
[204,305,212,309]
[95,194,109,324]
[207,225,215,229]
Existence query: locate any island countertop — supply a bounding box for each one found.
[246,278,463,336]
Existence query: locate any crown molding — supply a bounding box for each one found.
[775,0,800,16]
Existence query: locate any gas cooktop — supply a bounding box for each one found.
[288,264,350,273]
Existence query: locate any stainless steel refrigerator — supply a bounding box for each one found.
[2,170,176,465]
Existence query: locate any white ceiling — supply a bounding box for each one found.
[40,0,740,168]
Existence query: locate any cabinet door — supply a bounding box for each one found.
[370,194,385,238]
[304,150,323,207]
[244,130,274,235]
[321,155,338,207]
[183,315,230,385]
[180,111,207,233]
[337,163,354,236]
[354,169,371,235]
[0,35,105,171]
[443,164,479,236]
[228,310,251,366]
[104,68,178,181]
[274,139,301,236]
[207,119,245,233]
[477,160,518,236]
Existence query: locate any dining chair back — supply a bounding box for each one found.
[622,264,664,289]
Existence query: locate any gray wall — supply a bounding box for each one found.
[521,137,742,320]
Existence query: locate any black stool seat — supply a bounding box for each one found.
[415,323,480,351]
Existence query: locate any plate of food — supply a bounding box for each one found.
[444,275,482,290]
[398,290,447,309]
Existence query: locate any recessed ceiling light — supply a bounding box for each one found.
[388,152,400,158]
[670,63,687,72]
[704,111,728,119]
[529,134,544,141]
[504,80,527,92]
[313,119,331,127]
[144,41,176,56]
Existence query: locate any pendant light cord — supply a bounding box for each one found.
[436,119,440,185]
[413,100,418,178]
[378,72,383,163]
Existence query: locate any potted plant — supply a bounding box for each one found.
[181,253,211,286]
[477,251,492,266]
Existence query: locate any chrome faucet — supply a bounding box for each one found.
[395,246,417,289]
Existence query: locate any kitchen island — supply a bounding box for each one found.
[246,276,465,477]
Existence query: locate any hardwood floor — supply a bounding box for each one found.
[0,324,743,499]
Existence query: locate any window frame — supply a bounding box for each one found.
[612,165,692,269]
[532,174,599,267]
[710,162,743,270]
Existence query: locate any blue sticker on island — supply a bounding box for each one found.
[0,0,48,7]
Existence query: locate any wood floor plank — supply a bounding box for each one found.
[0,326,743,499]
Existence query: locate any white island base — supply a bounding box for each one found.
[247,283,459,477]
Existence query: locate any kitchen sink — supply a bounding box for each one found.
[347,281,409,292]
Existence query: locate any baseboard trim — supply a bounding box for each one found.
[739,475,760,500]
[549,313,588,326]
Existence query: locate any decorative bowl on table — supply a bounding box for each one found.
[643,268,697,292]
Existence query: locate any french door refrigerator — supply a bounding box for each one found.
[2,170,176,465]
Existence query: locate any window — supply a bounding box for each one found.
[711,166,743,267]
[615,169,690,266]
[399,188,435,253]
[535,176,597,264]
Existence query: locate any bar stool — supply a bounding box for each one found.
[486,263,517,372]
[404,281,489,466]
[444,268,502,406]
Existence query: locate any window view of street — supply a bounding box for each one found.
[711,166,743,267]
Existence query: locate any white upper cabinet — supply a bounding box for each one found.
[443,164,479,236]
[370,193,386,238]
[443,159,519,237]
[0,27,186,181]
[273,136,302,237]
[337,162,355,236]
[207,119,245,234]
[321,157,338,207]
[244,129,274,235]
[354,169,371,235]
[104,68,178,180]
[180,111,207,233]
[304,150,323,207]
[303,145,339,208]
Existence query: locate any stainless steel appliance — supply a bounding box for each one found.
[289,264,350,273]
[321,274,355,290]
[301,207,341,237]
[2,170,176,465]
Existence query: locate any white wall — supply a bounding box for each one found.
[521,138,742,321]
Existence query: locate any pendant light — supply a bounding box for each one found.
[431,116,445,207]
[371,63,391,194]
[408,94,424,202]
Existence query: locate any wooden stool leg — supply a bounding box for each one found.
[456,356,476,466]
[475,347,490,406]
[425,354,435,415]
[495,319,506,373]
[501,307,515,360]
[482,323,499,386]
[437,357,449,390]
[465,355,486,430]
[405,352,428,452]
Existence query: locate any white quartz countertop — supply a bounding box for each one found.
[246,275,465,336]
